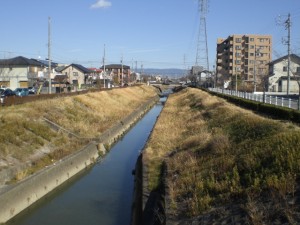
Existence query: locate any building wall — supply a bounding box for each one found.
[61,66,85,87]
[217,34,272,88]
[278,79,299,93]
[0,65,45,89]
[269,58,300,93]
[104,66,131,84]
[0,67,28,89]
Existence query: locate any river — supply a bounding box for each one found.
[7,97,165,225]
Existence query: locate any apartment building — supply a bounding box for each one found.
[216,34,272,90]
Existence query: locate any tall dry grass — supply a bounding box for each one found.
[144,87,300,223]
[0,85,158,182]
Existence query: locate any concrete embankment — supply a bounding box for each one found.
[0,96,159,224]
[131,153,166,225]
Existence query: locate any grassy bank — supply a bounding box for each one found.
[143,87,300,224]
[0,85,158,184]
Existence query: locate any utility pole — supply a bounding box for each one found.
[121,54,123,86]
[103,44,106,88]
[135,61,137,72]
[48,17,52,94]
[183,54,187,83]
[253,45,257,93]
[253,45,261,93]
[286,13,291,95]
[141,63,144,83]
[277,13,292,95]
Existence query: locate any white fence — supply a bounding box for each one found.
[208,88,300,110]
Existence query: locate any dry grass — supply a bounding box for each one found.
[0,85,158,183]
[143,87,300,223]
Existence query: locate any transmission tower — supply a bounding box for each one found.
[195,0,209,71]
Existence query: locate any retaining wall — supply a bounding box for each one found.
[0,96,159,224]
[0,142,99,223]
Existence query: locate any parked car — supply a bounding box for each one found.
[28,86,36,94]
[14,88,29,97]
[1,88,16,104]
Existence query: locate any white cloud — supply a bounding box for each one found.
[90,0,112,9]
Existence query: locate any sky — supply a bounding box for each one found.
[0,0,299,70]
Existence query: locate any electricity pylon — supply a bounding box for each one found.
[195,0,209,71]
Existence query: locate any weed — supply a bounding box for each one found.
[0,85,158,184]
[143,87,300,222]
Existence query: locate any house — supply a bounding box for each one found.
[0,56,44,89]
[268,54,300,93]
[100,64,131,85]
[88,68,102,84]
[60,64,92,88]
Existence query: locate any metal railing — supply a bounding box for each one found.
[208,88,300,110]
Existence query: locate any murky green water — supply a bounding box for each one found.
[7,98,165,225]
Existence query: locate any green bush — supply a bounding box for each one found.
[207,89,300,123]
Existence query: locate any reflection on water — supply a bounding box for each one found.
[7,100,164,225]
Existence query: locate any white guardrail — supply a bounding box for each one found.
[208,88,300,110]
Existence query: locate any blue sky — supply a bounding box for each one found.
[0,0,299,70]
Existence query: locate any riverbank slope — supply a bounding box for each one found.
[143,87,300,224]
[0,85,158,188]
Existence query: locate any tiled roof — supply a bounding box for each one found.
[100,64,130,69]
[0,56,44,67]
[66,64,92,73]
[269,54,300,65]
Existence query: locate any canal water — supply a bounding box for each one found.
[7,97,165,225]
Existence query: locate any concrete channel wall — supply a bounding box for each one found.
[0,96,159,224]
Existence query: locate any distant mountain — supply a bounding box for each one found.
[140,68,187,77]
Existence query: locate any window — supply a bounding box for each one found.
[250,45,255,49]
[73,72,78,76]
[235,38,242,43]
[249,60,255,64]
[235,60,241,65]
[250,38,254,42]
[250,53,254,57]
[297,67,300,73]
[256,52,262,57]
[235,45,241,50]
[258,68,264,73]
[235,52,241,57]
[283,66,287,72]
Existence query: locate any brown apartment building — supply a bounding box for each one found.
[216,34,272,91]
